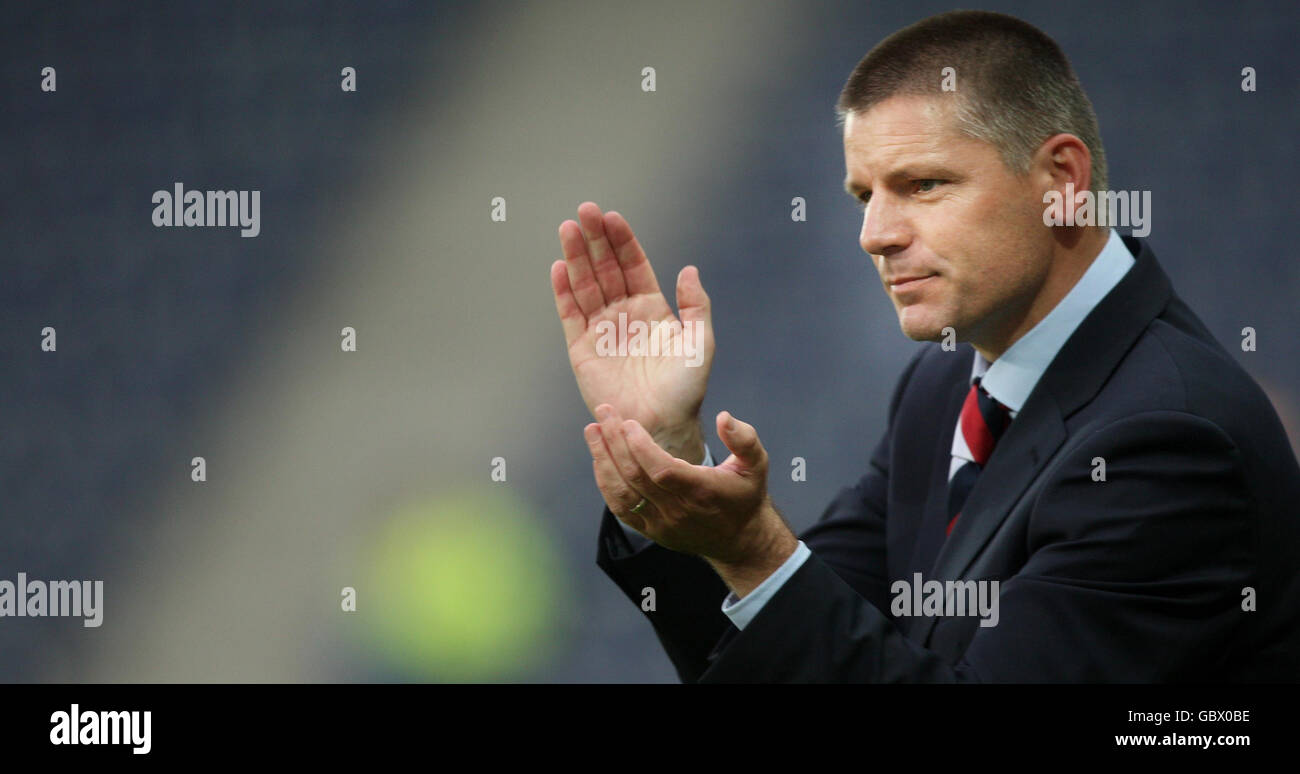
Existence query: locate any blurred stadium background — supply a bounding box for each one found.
[2,0,1297,682]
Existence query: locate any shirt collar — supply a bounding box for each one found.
[971,228,1135,417]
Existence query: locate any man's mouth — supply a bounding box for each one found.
[888,274,937,293]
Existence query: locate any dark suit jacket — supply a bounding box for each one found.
[595,235,1300,682]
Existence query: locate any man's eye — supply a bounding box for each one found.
[856,193,871,210]
[915,179,942,193]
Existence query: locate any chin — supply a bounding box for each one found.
[896,310,946,343]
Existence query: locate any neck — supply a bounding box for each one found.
[972,226,1109,362]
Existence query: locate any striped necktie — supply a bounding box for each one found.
[946,375,1012,537]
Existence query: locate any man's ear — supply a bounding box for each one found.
[1035,133,1093,219]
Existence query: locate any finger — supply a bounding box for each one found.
[596,404,671,504]
[622,419,712,495]
[604,210,663,297]
[559,218,606,317]
[584,423,648,531]
[675,265,712,328]
[577,202,628,304]
[716,411,766,469]
[550,260,587,348]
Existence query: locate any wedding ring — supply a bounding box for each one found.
[630,498,648,514]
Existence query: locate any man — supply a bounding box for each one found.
[549,10,1300,682]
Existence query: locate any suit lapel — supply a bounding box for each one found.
[925,391,1068,580]
[905,375,968,583]
[913,236,1173,646]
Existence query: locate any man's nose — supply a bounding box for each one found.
[859,196,910,257]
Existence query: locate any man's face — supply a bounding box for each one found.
[843,95,1055,351]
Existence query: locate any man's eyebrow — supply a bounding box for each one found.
[844,165,957,197]
[843,168,913,197]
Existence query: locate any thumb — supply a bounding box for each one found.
[676,265,712,327]
[716,411,765,468]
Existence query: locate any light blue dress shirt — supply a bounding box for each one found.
[718,228,1136,630]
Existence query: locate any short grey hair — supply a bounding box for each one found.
[836,10,1108,193]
